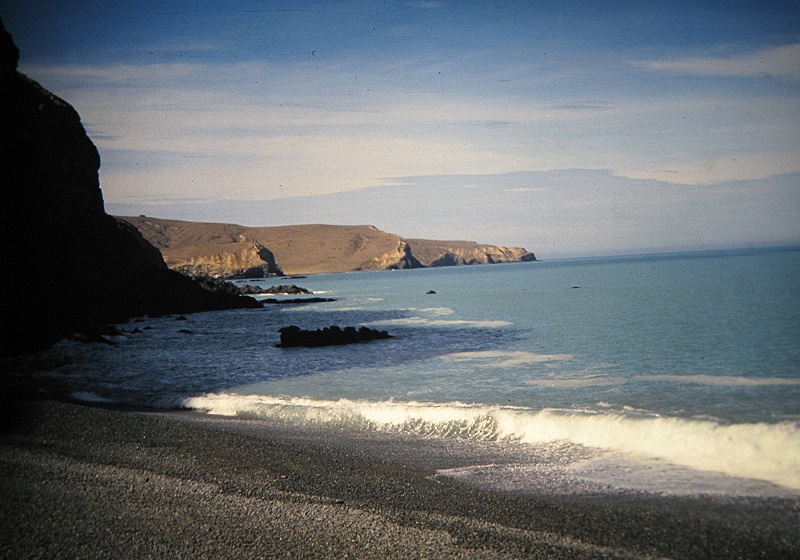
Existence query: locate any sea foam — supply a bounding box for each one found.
[366,307,513,328]
[183,393,800,491]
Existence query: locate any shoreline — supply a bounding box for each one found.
[2,397,798,559]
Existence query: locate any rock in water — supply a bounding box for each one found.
[277,326,393,347]
[238,284,311,295]
[261,297,337,305]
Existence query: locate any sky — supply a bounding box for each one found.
[2,1,799,257]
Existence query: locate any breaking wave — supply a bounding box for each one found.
[183,394,800,490]
[365,307,513,328]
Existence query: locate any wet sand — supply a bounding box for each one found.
[2,397,798,559]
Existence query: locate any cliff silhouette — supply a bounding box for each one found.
[0,19,259,357]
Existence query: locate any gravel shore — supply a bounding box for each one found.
[2,397,798,559]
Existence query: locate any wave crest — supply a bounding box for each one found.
[183,394,800,490]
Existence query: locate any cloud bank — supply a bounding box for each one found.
[11,1,799,257]
[636,44,800,80]
[107,169,800,258]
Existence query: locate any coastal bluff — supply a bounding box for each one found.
[118,216,536,277]
[0,20,259,357]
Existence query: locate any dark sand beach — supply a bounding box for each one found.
[2,392,798,559]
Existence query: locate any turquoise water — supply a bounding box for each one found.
[232,247,800,421]
[30,246,800,494]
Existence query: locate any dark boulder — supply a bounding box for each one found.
[264,284,312,295]
[277,325,392,348]
[239,284,311,295]
[262,297,336,305]
[193,276,244,297]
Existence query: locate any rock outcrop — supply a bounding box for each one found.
[406,239,534,267]
[277,325,392,348]
[262,297,337,305]
[171,241,282,279]
[119,216,535,277]
[0,20,260,357]
[124,217,283,278]
[239,285,311,295]
[355,237,422,271]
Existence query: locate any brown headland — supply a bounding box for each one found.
[119,216,536,277]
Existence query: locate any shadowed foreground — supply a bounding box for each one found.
[1,399,798,559]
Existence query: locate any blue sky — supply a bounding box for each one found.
[3,1,799,257]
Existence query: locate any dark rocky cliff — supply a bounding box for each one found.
[0,20,259,357]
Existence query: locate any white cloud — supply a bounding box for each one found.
[634,44,800,80]
[101,131,538,201]
[106,169,800,258]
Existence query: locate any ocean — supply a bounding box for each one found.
[27,246,800,498]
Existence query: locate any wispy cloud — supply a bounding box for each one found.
[619,150,800,184]
[106,169,800,258]
[136,38,222,56]
[634,44,800,80]
[10,0,800,257]
[22,45,800,208]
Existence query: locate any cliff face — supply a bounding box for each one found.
[119,216,535,277]
[122,218,424,276]
[127,217,284,277]
[171,242,281,279]
[406,239,533,267]
[254,224,422,274]
[0,20,258,357]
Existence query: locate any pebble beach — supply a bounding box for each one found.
[2,395,798,559]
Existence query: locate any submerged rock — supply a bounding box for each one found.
[262,297,336,305]
[277,325,392,348]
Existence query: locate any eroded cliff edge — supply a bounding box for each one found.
[0,20,259,357]
[119,216,536,277]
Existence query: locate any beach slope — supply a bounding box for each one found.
[2,399,797,559]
